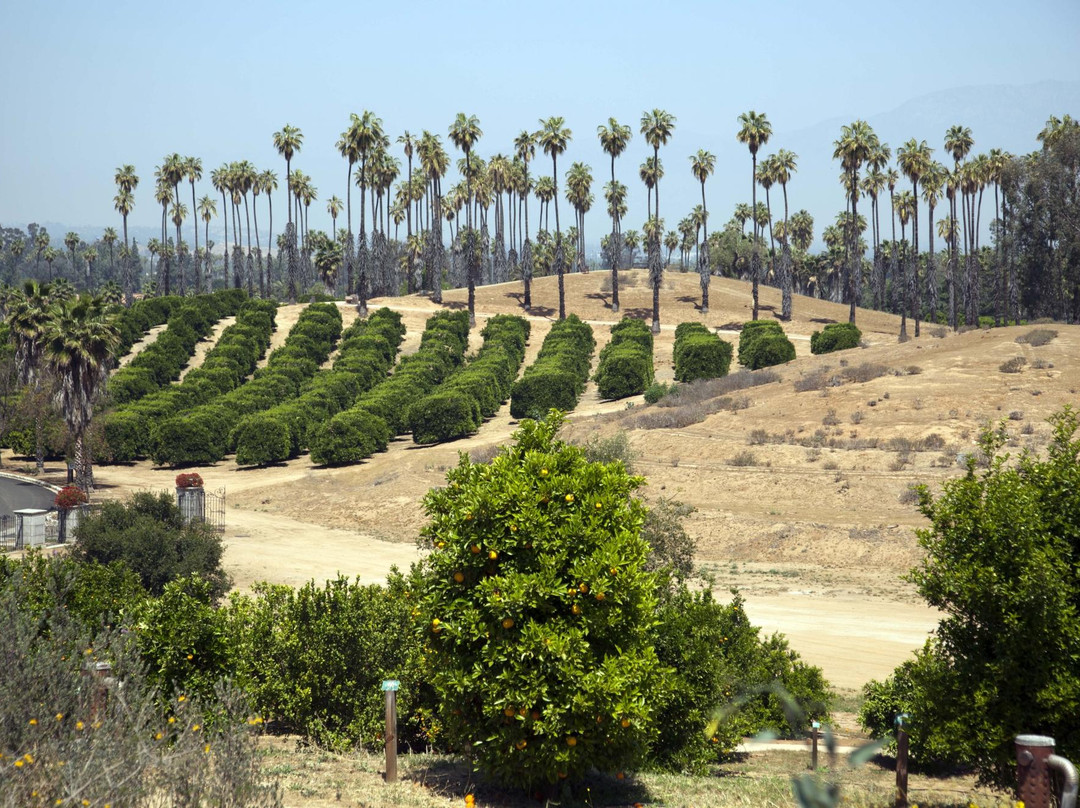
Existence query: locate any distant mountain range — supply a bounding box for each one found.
[15,80,1079,256]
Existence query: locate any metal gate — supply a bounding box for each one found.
[0,515,15,551]
[205,488,226,532]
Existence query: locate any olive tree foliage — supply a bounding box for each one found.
[861,407,1080,788]
[416,411,669,791]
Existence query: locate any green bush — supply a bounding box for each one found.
[511,315,595,419]
[226,572,429,752]
[410,391,481,444]
[151,302,342,466]
[418,412,668,789]
[103,299,276,462]
[674,323,733,382]
[594,318,655,399]
[737,319,785,367]
[409,314,529,443]
[310,310,469,463]
[810,322,862,354]
[72,492,230,599]
[309,408,391,465]
[869,409,1080,788]
[643,381,677,403]
[232,412,292,466]
[742,331,796,370]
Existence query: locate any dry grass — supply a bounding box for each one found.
[256,739,1016,808]
[1015,328,1057,346]
[999,356,1027,373]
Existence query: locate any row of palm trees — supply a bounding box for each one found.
[103,110,1059,334]
[4,281,118,491]
[105,109,804,333]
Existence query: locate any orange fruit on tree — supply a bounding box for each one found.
[621,718,631,728]
[504,708,515,717]
[453,572,465,583]
[566,736,577,747]
[502,618,514,629]
[489,550,498,560]
[571,604,581,615]
[470,544,481,554]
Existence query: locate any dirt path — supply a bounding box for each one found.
[117,324,167,368]
[178,316,236,380]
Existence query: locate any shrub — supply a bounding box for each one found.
[418,413,668,790]
[643,381,677,404]
[409,314,530,443]
[175,472,203,488]
[226,572,429,752]
[511,315,595,418]
[410,391,481,444]
[674,323,733,382]
[232,412,292,466]
[810,322,862,354]
[742,331,796,370]
[872,408,1080,787]
[1015,328,1057,346]
[737,319,785,367]
[54,485,88,509]
[641,498,696,582]
[0,562,280,808]
[309,408,392,465]
[151,302,342,466]
[650,587,829,773]
[999,356,1027,373]
[72,492,230,599]
[594,319,655,400]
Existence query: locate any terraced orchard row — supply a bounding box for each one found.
[101,302,864,467]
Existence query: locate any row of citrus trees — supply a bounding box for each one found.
[99,297,861,467]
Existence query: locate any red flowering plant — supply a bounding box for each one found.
[175,473,204,489]
[54,486,88,510]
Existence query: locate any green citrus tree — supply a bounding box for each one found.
[417,411,668,791]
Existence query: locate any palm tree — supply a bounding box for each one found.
[259,170,278,289]
[211,165,231,290]
[986,148,1010,325]
[832,120,875,324]
[772,148,799,319]
[565,161,593,275]
[864,142,891,310]
[640,109,676,333]
[757,155,778,288]
[349,111,385,315]
[944,125,973,328]
[198,195,216,291]
[538,116,572,320]
[8,281,52,473]
[83,248,97,291]
[448,113,484,325]
[896,138,932,336]
[920,161,947,325]
[44,294,119,491]
[273,124,303,302]
[623,229,640,268]
[737,111,772,320]
[64,232,80,279]
[327,196,343,241]
[690,149,716,312]
[895,190,914,335]
[102,227,118,283]
[185,156,203,259]
[597,118,632,311]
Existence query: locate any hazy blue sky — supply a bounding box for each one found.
[3,0,1078,247]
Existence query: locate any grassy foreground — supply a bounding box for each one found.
[258,738,1016,808]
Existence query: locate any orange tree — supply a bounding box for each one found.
[417,411,668,792]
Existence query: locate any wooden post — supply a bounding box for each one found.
[811,721,819,770]
[895,727,909,808]
[383,680,399,783]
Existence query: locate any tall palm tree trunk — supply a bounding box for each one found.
[751,154,760,320]
[912,181,921,337]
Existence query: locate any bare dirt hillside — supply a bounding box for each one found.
[72,271,1079,693]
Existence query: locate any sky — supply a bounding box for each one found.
[2,0,1078,251]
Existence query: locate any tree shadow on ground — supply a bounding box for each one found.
[407,754,652,808]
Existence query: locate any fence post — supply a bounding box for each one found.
[382,680,399,783]
[895,714,909,808]
[810,720,819,770]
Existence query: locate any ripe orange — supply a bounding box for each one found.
[579,583,589,594]
[571,604,581,615]
[566,736,577,747]
[595,592,606,601]
[489,550,498,560]
[565,493,574,503]
[502,618,514,629]
[621,718,631,728]
[540,468,549,477]
[470,544,481,554]
[616,772,625,780]
[504,708,515,717]
[516,739,527,749]
[453,572,465,583]
[432,619,442,633]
